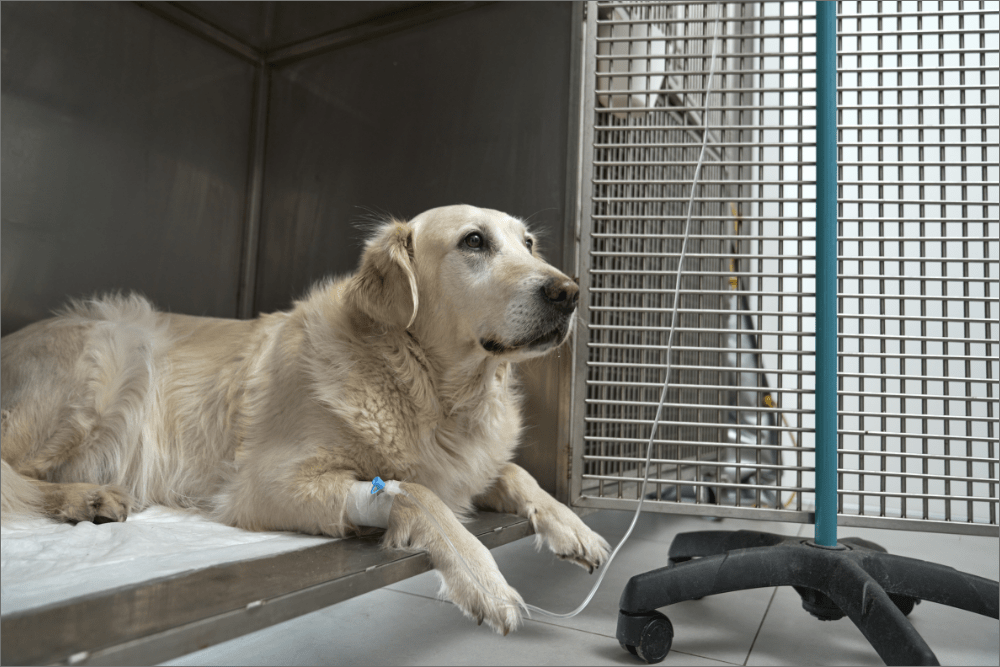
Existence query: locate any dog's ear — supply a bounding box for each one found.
[344,219,419,330]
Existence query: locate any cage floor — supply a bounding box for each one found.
[166,510,998,666]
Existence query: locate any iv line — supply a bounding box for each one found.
[382,4,724,622]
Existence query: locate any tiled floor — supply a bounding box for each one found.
[167,511,999,666]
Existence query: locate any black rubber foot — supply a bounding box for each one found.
[617,610,674,664]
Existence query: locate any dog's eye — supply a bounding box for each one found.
[465,232,484,249]
[525,238,534,252]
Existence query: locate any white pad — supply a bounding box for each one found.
[343,481,400,528]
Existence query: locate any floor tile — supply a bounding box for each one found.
[164,587,737,666]
[165,511,998,667]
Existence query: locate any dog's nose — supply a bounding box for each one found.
[542,277,579,314]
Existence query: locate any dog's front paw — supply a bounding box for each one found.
[531,502,611,574]
[46,483,132,525]
[438,553,524,635]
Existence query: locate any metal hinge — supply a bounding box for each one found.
[566,441,573,480]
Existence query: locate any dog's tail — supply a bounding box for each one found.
[1,459,44,523]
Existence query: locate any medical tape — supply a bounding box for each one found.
[344,478,402,528]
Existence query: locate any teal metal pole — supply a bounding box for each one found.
[814,1,838,547]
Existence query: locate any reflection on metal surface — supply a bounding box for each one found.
[237,66,271,319]
[1,1,255,336]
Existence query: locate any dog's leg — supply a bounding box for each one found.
[386,482,524,635]
[476,463,611,573]
[220,468,523,634]
[2,405,131,525]
[2,460,131,524]
[35,479,132,524]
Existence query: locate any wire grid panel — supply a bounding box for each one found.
[572,0,999,535]
[835,1,999,533]
[573,0,819,523]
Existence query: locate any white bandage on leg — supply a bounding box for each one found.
[343,480,402,528]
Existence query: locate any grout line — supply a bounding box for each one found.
[744,586,779,665]
[524,617,616,640]
[384,587,441,603]
[676,654,745,666]
[520,616,616,640]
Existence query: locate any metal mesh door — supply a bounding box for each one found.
[835,1,998,533]
[571,0,999,536]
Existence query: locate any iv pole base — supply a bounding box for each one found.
[615,530,999,665]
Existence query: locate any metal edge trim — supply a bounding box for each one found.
[556,1,588,505]
[836,514,999,537]
[264,2,495,67]
[237,65,271,319]
[575,495,816,523]
[66,554,435,667]
[569,1,600,509]
[576,496,999,538]
[133,1,263,65]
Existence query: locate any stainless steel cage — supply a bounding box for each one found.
[571,0,999,536]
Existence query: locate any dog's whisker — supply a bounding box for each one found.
[520,207,557,230]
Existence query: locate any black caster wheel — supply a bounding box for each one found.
[889,593,919,617]
[794,585,845,621]
[617,609,674,663]
[633,611,673,664]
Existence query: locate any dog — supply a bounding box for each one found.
[0,204,610,634]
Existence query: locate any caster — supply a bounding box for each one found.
[889,593,919,617]
[794,586,845,621]
[618,611,673,664]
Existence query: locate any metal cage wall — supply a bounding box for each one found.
[571,0,999,536]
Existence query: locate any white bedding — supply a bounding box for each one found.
[1,506,332,615]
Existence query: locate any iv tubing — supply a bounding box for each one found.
[391,4,725,620]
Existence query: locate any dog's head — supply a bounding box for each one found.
[345,205,577,362]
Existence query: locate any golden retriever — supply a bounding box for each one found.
[0,204,610,634]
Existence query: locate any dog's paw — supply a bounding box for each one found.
[531,502,611,574]
[46,483,132,525]
[438,555,524,635]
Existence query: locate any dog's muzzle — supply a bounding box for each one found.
[479,276,578,355]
